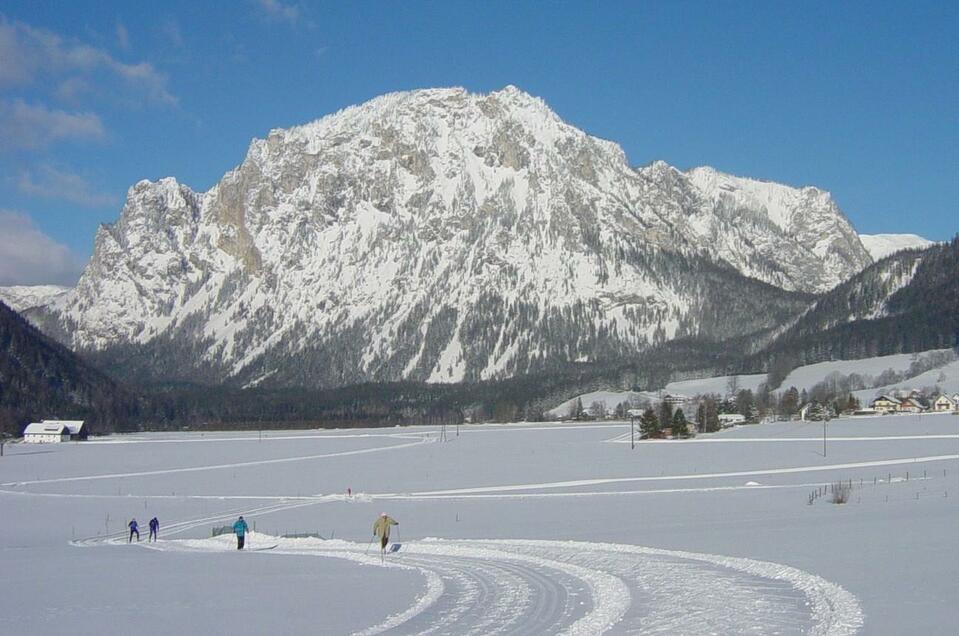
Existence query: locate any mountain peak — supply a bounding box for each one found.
[28,87,877,388]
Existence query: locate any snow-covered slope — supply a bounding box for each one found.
[28,86,873,388]
[0,285,71,312]
[685,167,871,292]
[859,233,933,261]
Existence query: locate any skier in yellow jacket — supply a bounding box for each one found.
[372,513,398,554]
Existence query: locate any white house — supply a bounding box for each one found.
[23,422,69,443]
[933,395,958,412]
[662,393,690,406]
[871,395,901,414]
[717,413,745,428]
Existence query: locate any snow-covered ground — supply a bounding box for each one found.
[4,416,959,634]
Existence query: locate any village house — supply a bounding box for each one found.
[871,395,901,414]
[662,393,690,407]
[933,395,958,412]
[897,397,926,414]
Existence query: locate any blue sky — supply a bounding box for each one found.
[1,1,956,285]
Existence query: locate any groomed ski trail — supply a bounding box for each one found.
[142,534,863,635]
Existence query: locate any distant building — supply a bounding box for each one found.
[933,395,958,412]
[23,422,69,443]
[717,413,745,428]
[662,393,690,406]
[22,420,86,443]
[871,395,901,414]
[897,397,925,414]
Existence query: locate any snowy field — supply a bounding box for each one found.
[4,415,959,634]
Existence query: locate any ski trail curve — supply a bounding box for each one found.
[135,535,863,635]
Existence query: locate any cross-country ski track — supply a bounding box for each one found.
[84,531,862,636]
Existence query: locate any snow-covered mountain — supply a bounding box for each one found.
[0,285,71,312]
[859,233,933,261]
[28,86,874,388]
[684,167,871,291]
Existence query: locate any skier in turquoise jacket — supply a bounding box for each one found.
[233,516,249,550]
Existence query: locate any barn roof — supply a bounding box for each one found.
[42,420,85,435]
[24,422,67,435]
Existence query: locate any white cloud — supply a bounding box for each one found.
[18,165,118,207]
[0,99,105,150]
[0,17,176,106]
[257,0,301,25]
[0,210,85,286]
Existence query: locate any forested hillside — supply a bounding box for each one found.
[752,237,959,372]
[0,301,141,436]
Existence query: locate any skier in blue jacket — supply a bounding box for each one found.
[148,517,159,542]
[128,518,139,543]
[233,516,249,550]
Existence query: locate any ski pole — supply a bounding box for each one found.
[365,535,375,555]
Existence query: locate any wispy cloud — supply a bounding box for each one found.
[18,165,118,207]
[256,0,301,25]
[0,100,105,150]
[0,210,84,286]
[0,17,176,106]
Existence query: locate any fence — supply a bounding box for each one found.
[807,468,947,505]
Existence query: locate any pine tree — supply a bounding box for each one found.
[640,407,660,438]
[695,402,706,433]
[705,397,720,433]
[658,400,673,432]
[672,408,690,438]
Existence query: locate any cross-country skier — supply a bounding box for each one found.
[372,513,398,555]
[233,516,249,550]
[148,517,159,542]
[128,518,140,543]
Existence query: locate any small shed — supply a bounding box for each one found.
[23,422,69,443]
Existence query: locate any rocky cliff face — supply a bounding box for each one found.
[31,86,870,387]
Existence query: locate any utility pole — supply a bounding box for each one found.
[630,414,635,450]
[823,421,827,457]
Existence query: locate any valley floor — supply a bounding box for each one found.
[3,414,959,634]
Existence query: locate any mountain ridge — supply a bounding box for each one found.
[15,86,875,388]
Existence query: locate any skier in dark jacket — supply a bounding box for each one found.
[233,516,249,550]
[148,517,159,542]
[128,518,140,543]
